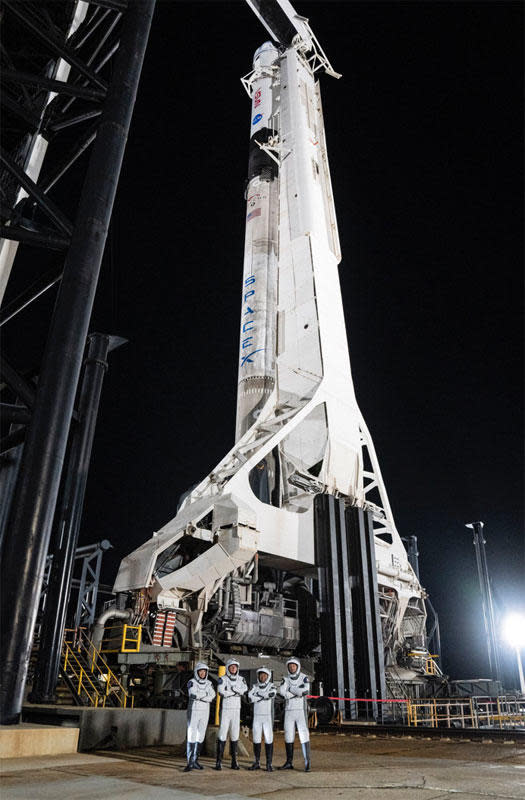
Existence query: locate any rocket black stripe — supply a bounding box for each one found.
[248,127,278,181]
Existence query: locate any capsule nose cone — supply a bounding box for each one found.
[253,40,279,68]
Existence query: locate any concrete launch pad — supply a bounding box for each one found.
[0,723,79,760]
[1,732,523,800]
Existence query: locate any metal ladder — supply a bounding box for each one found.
[61,629,133,708]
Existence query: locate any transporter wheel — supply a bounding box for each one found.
[311,697,335,725]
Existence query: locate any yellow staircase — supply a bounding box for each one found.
[61,629,133,708]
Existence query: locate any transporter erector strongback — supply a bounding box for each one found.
[113,0,432,711]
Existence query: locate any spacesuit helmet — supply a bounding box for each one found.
[194,661,208,683]
[226,658,240,680]
[257,667,271,686]
[286,657,301,680]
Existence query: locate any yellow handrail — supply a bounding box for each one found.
[62,641,104,707]
[122,624,142,653]
[99,623,142,654]
[78,629,131,707]
[62,629,133,708]
[406,696,525,729]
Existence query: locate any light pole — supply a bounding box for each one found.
[502,613,525,695]
[466,522,502,684]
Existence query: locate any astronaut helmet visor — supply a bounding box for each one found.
[287,662,298,674]
[228,664,238,675]
[257,670,269,683]
[197,668,207,679]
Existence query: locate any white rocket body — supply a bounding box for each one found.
[236,43,279,441]
[115,27,425,668]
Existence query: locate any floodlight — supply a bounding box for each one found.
[502,612,525,650]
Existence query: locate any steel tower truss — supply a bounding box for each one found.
[0,0,155,724]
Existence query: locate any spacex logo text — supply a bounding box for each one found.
[240,274,264,367]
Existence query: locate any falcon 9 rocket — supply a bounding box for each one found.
[113,0,432,705]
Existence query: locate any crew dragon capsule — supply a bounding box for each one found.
[113,0,431,699]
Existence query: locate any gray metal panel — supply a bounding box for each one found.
[314,494,356,719]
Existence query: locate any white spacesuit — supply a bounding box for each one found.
[184,662,215,772]
[215,658,247,770]
[278,657,311,771]
[248,667,275,771]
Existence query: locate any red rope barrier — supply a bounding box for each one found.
[307,695,408,704]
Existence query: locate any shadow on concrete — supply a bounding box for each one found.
[93,745,186,769]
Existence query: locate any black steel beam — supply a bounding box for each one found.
[0,150,73,236]
[346,507,387,720]
[90,0,128,9]
[0,0,155,727]
[58,11,122,118]
[48,109,102,133]
[3,2,108,92]
[0,356,36,408]
[0,427,26,456]
[0,93,41,129]
[426,597,442,657]
[0,446,22,554]
[30,334,119,704]
[314,494,357,720]
[0,268,62,328]
[39,126,98,194]
[0,69,106,102]
[0,226,70,251]
[0,404,31,425]
[68,6,106,53]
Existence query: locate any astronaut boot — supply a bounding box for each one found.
[301,741,311,772]
[248,742,261,770]
[183,741,196,772]
[230,739,240,770]
[214,738,225,771]
[279,742,294,769]
[194,742,204,770]
[265,742,274,772]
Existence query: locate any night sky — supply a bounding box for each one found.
[5,1,523,684]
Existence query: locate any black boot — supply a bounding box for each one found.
[248,742,261,770]
[194,741,204,770]
[183,741,196,772]
[265,742,273,772]
[301,741,311,772]
[230,739,240,770]
[279,741,294,769]
[214,738,225,771]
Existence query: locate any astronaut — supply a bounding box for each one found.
[247,667,275,771]
[215,658,248,770]
[278,657,311,771]
[184,662,215,772]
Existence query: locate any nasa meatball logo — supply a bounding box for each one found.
[252,113,263,125]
